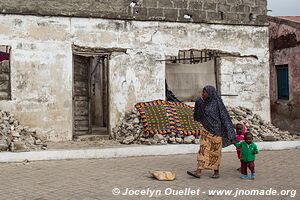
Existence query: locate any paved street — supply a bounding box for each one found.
[0,149,299,200]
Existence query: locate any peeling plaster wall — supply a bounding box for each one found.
[0,16,73,141]
[270,46,300,132]
[109,50,165,129]
[269,18,300,131]
[0,14,269,141]
[219,56,270,121]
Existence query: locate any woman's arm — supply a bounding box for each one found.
[194,98,203,121]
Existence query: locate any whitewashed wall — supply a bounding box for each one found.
[219,57,270,121]
[0,15,269,141]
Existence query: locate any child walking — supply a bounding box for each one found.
[235,123,247,171]
[234,132,259,180]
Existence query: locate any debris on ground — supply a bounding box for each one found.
[113,106,297,145]
[150,171,176,181]
[0,110,47,152]
[112,109,146,145]
[22,159,30,165]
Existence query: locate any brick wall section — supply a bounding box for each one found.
[0,0,267,25]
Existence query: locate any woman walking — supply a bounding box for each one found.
[187,86,236,179]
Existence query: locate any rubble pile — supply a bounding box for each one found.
[112,109,146,145]
[0,110,47,152]
[227,106,294,142]
[113,106,296,145]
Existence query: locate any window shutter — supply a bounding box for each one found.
[276,65,289,100]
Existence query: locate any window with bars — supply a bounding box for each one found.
[165,50,218,102]
[0,45,11,100]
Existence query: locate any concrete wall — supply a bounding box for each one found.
[0,14,269,141]
[269,17,300,132]
[0,0,268,26]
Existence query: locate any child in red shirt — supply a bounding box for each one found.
[235,123,247,171]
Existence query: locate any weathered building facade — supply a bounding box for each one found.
[269,16,300,132]
[0,0,269,141]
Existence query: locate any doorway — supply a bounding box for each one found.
[73,53,109,137]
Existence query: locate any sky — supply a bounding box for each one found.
[268,0,300,16]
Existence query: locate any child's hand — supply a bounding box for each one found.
[253,150,257,154]
[232,138,238,145]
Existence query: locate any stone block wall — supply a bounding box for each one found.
[0,0,267,25]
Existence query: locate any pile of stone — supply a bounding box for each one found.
[113,109,201,145]
[227,106,294,142]
[0,110,47,152]
[113,106,295,145]
[112,109,145,145]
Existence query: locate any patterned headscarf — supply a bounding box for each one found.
[193,85,236,147]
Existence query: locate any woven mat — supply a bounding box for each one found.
[135,100,175,136]
[169,102,203,135]
[135,100,204,136]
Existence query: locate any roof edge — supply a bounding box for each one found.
[268,16,300,29]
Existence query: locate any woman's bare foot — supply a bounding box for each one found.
[211,170,220,179]
[187,169,202,178]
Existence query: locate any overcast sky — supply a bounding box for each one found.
[268,0,300,16]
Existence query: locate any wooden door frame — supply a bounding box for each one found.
[72,50,111,138]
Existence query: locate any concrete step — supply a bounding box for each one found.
[74,134,110,141]
[92,127,108,135]
[0,141,299,163]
